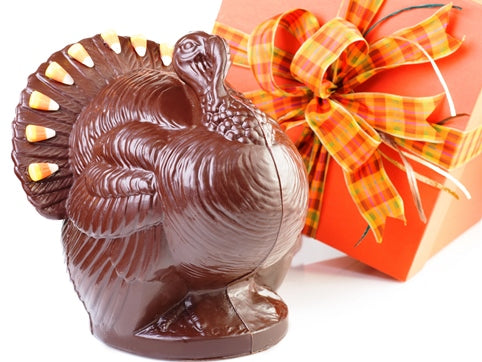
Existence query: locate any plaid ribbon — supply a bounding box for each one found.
[213,1,482,243]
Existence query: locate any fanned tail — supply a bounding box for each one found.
[12,33,172,219]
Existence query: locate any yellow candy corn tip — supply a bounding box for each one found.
[28,91,60,111]
[45,62,74,85]
[68,43,94,68]
[25,125,56,142]
[28,163,59,182]
[101,30,121,54]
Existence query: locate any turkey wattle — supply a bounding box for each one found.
[12,31,308,360]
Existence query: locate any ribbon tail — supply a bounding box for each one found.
[336,92,445,142]
[301,137,331,238]
[396,122,482,170]
[381,133,427,223]
[345,152,405,243]
[292,126,330,237]
[379,148,461,201]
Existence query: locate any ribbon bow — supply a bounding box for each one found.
[214,0,482,243]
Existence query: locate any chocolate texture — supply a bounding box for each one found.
[11,31,308,360]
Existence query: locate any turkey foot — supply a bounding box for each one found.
[127,278,288,360]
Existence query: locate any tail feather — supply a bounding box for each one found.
[12,33,172,219]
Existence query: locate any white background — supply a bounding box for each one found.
[1,1,481,361]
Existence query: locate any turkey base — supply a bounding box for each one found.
[92,279,289,360]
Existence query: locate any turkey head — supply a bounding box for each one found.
[173,31,230,102]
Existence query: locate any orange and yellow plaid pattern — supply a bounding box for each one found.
[213,0,482,243]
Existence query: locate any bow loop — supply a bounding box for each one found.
[248,9,320,97]
[291,17,368,97]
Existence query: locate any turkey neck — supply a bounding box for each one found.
[199,89,229,127]
[199,90,233,137]
[199,90,270,146]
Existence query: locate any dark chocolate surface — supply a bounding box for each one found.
[12,31,308,360]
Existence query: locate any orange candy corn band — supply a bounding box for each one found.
[25,125,56,142]
[28,91,59,111]
[28,163,59,182]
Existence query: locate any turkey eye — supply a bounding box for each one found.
[181,40,196,52]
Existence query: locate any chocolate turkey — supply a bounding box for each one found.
[11,31,308,360]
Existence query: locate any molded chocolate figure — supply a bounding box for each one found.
[11,31,308,360]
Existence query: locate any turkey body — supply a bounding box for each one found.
[12,32,308,359]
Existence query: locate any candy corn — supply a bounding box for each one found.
[159,43,173,66]
[101,30,121,54]
[45,62,74,85]
[25,125,56,142]
[28,91,59,111]
[131,34,147,57]
[68,43,94,67]
[28,163,59,182]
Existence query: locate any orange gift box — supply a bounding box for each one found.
[214,0,482,280]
